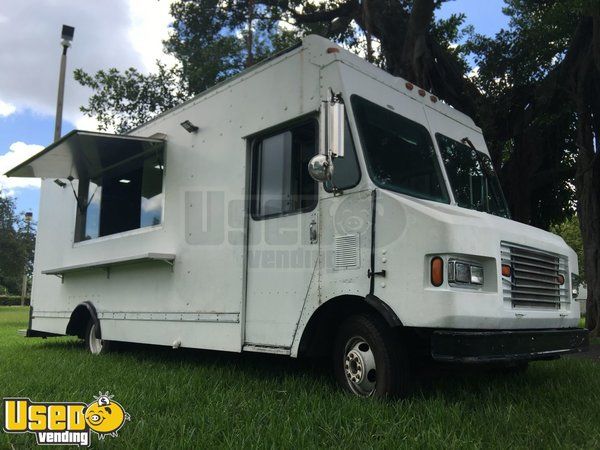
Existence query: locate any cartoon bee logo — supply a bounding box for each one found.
[84,392,130,439]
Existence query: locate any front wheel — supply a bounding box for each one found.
[333,313,411,398]
[84,321,111,355]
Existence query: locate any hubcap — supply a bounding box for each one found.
[88,323,103,355]
[344,337,376,396]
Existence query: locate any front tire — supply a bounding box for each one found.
[491,361,529,375]
[333,313,411,398]
[84,321,111,355]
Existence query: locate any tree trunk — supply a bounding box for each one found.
[362,0,375,63]
[399,0,435,87]
[572,13,600,336]
[575,100,600,335]
[578,170,600,336]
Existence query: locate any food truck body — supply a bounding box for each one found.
[7,35,588,397]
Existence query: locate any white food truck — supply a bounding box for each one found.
[6,35,588,397]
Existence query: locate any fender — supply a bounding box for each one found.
[66,301,102,339]
[365,294,403,327]
[294,294,403,357]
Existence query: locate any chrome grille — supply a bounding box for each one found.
[501,242,569,309]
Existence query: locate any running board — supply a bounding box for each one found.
[243,344,291,355]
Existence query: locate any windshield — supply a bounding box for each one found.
[436,134,510,218]
[351,95,449,203]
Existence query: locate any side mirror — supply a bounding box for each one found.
[327,100,345,158]
[308,154,333,182]
[309,92,345,183]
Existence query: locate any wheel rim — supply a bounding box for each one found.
[343,336,376,396]
[88,323,103,355]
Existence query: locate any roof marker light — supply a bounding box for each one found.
[418,89,426,97]
[430,95,438,103]
[405,82,414,91]
[326,47,340,54]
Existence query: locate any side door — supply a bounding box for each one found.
[244,119,319,349]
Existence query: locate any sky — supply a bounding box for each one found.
[0,0,509,220]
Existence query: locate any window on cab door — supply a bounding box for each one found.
[251,120,318,220]
[75,148,165,242]
[324,116,361,192]
[351,95,449,204]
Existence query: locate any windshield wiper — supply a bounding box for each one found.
[461,137,476,150]
[460,137,511,219]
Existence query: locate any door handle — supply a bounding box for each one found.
[309,218,318,244]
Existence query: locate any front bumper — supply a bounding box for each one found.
[430,328,589,363]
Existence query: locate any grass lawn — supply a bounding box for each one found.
[1,306,599,449]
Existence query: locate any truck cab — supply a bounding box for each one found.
[299,40,588,396]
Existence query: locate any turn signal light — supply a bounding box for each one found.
[557,274,565,285]
[501,264,512,277]
[431,257,444,287]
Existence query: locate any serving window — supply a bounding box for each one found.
[3,130,167,243]
[76,148,164,242]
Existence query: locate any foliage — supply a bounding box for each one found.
[75,1,469,132]
[0,191,36,294]
[551,216,585,281]
[0,295,30,306]
[2,306,600,448]
[463,1,582,229]
[74,62,187,134]
[75,1,302,132]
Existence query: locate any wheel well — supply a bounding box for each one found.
[66,302,100,339]
[297,295,401,358]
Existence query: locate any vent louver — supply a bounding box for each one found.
[334,234,360,270]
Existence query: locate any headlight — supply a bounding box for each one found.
[470,265,484,285]
[448,260,484,286]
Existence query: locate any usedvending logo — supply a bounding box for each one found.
[3,392,130,446]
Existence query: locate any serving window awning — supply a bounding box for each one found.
[4,130,165,179]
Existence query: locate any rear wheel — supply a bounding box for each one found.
[333,313,411,398]
[84,321,111,355]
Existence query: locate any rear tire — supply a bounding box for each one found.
[84,321,111,355]
[333,313,411,398]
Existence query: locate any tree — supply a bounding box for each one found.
[74,62,187,134]
[76,0,300,132]
[468,0,600,335]
[551,216,585,282]
[0,191,36,295]
[566,5,600,335]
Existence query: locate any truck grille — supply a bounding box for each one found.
[501,242,569,309]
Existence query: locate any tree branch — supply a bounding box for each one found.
[290,0,359,25]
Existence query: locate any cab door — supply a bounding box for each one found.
[244,119,319,349]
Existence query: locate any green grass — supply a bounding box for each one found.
[1,306,599,449]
